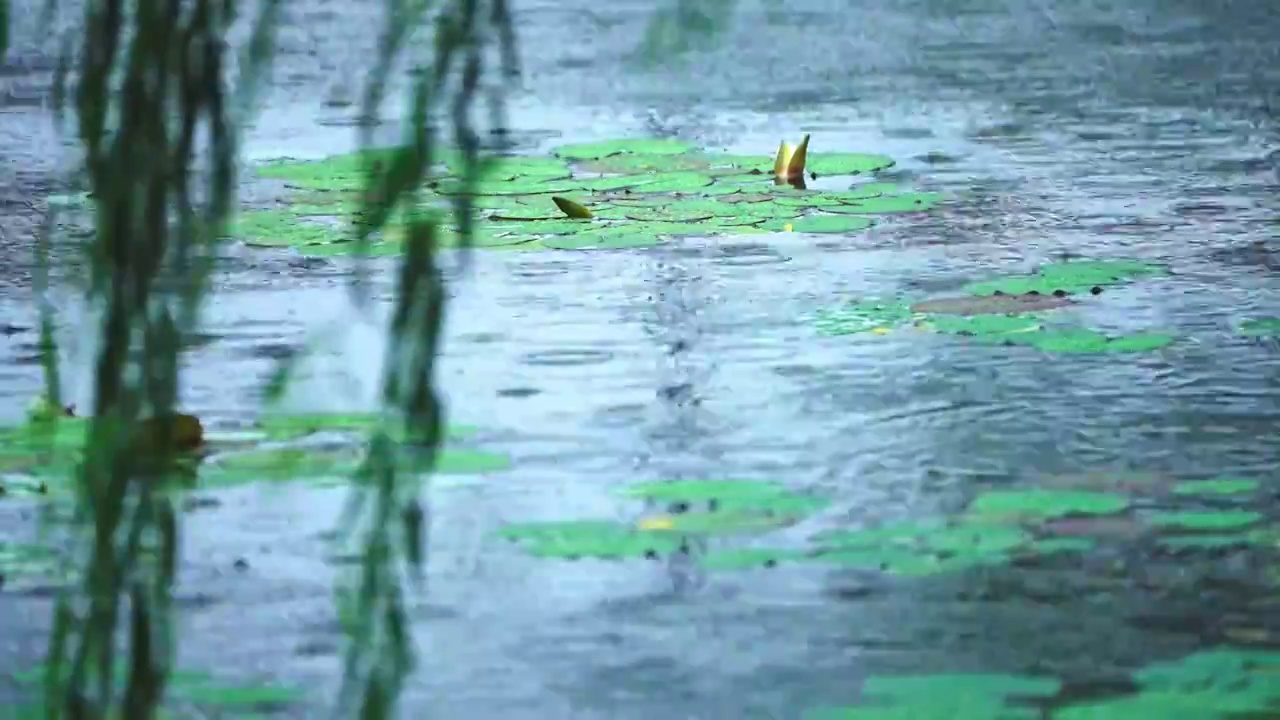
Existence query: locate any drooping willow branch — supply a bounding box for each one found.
[37,0,280,718]
[331,0,516,717]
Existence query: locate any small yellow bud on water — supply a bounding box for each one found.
[783,223,793,232]
[637,515,676,531]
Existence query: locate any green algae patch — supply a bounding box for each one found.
[244,137,927,255]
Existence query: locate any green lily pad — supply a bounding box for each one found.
[964,260,1167,296]
[1147,510,1264,531]
[1171,477,1260,496]
[992,329,1174,354]
[552,139,696,160]
[923,314,1043,337]
[1239,317,1280,337]
[622,206,717,222]
[538,226,665,250]
[828,193,943,214]
[488,219,597,236]
[499,519,683,559]
[805,153,897,176]
[202,445,508,487]
[762,215,874,234]
[813,299,914,335]
[626,171,715,194]
[967,489,1130,520]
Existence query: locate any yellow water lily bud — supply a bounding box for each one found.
[773,134,811,180]
[552,196,592,219]
[637,515,676,531]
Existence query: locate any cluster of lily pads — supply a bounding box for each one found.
[0,410,510,591]
[806,648,1280,718]
[244,137,942,254]
[813,259,1180,353]
[494,473,1278,578]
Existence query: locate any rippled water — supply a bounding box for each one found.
[3,0,1280,717]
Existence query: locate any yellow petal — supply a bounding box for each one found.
[785,133,810,178]
[773,141,794,178]
[782,222,794,232]
[637,515,676,531]
[552,195,592,219]
[870,326,891,335]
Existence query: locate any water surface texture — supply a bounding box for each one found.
[2,0,1280,718]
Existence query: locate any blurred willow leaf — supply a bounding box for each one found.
[633,0,740,65]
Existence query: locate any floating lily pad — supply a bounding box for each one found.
[1239,317,1280,337]
[499,519,682,559]
[967,489,1130,520]
[805,153,897,176]
[923,314,1043,337]
[552,139,696,160]
[995,329,1175,354]
[762,215,874,234]
[964,260,1167,296]
[1171,477,1260,496]
[1147,510,1264,531]
[829,193,943,214]
[909,293,1072,316]
[813,299,913,335]
[627,171,716,194]
[538,226,665,250]
[202,444,508,487]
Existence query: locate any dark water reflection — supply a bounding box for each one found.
[3,0,1280,717]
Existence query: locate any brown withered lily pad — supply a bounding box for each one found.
[909,293,1073,316]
